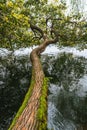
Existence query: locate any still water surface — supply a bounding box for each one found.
[0,46,87,130]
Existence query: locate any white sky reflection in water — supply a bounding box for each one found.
[1,46,87,130]
[1,45,87,59]
[13,45,87,59]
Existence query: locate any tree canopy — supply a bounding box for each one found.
[0,0,87,49]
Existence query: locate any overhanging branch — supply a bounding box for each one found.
[30,22,47,40]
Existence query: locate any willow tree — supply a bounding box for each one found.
[1,0,86,130]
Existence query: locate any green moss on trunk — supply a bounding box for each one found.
[9,77,49,130]
[8,79,35,130]
[37,77,49,130]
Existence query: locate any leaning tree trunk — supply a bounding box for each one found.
[8,21,58,130]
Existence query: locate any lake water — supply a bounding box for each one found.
[0,45,87,130]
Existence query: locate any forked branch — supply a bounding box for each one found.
[30,21,59,43]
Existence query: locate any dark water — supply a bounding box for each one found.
[0,51,87,130]
[46,54,87,130]
[0,54,32,130]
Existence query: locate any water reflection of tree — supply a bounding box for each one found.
[43,53,87,126]
[43,53,86,91]
[57,88,87,125]
[0,56,32,129]
[0,53,87,129]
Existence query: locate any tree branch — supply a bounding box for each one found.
[30,22,47,40]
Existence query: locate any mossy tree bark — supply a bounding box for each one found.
[9,24,58,130]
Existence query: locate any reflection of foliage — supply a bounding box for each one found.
[0,52,87,129]
[0,55,32,129]
[57,89,87,124]
[48,53,86,90]
[42,52,87,125]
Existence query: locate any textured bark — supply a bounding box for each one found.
[9,21,59,130]
[10,36,58,130]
